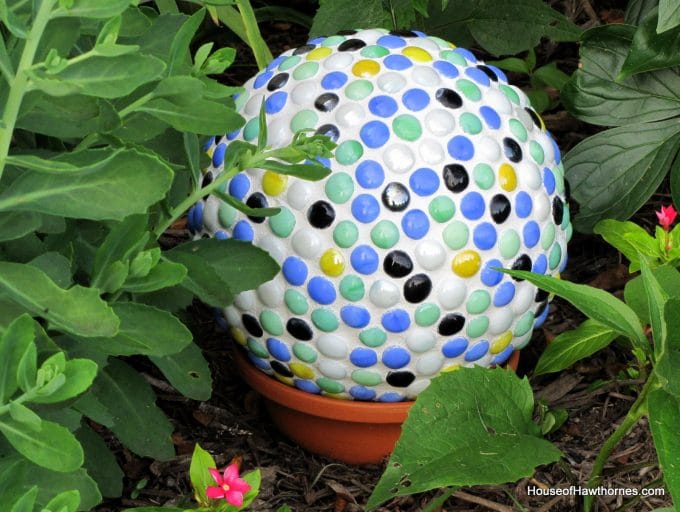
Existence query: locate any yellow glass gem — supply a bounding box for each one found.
[491,331,513,354]
[306,47,332,60]
[402,46,432,62]
[442,364,461,373]
[498,163,517,192]
[274,373,294,386]
[352,59,381,77]
[230,327,247,346]
[290,362,314,380]
[320,249,345,277]
[451,250,481,277]
[262,171,288,196]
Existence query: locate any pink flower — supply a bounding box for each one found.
[656,205,677,231]
[206,463,251,507]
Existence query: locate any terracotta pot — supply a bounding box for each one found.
[234,347,519,465]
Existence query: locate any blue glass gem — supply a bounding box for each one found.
[473,222,497,250]
[355,160,385,189]
[307,276,337,305]
[232,220,254,241]
[442,337,468,358]
[350,244,379,275]
[461,191,485,220]
[266,55,286,71]
[253,70,273,89]
[248,352,271,371]
[379,392,404,402]
[214,230,229,240]
[409,167,439,196]
[360,120,390,148]
[384,54,412,70]
[266,337,291,361]
[376,35,406,48]
[368,95,399,118]
[382,309,411,333]
[229,174,250,200]
[491,345,513,365]
[211,142,227,167]
[447,135,475,161]
[433,60,459,78]
[515,191,533,218]
[493,282,516,307]
[534,303,550,328]
[465,340,490,362]
[341,305,371,328]
[349,385,377,401]
[402,209,430,239]
[294,379,321,394]
[533,254,548,275]
[402,88,430,111]
[543,167,556,194]
[523,221,540,248]
[480,259,504,287]
[321,71,348,89]
[487,64,508,82]
[479,106,501,129]
[350,347,378,367]
[351,194,381,223]
[464,67,491,86]
[453,47,477,62]
[282,256,308,286]
[203,136,215,151]
[382,346,411,369]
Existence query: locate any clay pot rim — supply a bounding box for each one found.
[233,347,520,425]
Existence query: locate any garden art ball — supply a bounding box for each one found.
[197,28,572,401]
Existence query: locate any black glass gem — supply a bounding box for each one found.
[490,194,512,224]
[246,192,268,223]
[564,179,571,202]
[338,38,366,51]
[315,123,340,142]
[438,314,465,336]
[435,88,463,109]
[535,288,550,302]
[503,137,522,163]
[293,44,315,55]
[201,172,213,200]
[389,29,418,37]
[307,200,336,229]
[403,274,432,303]
[442,164,469,193]
[242,314,263,337]
[510,254,533,281]
[382,182,410,211]
[477,65,498,82]
[286,318,313,341]
[525,107,542,129]
[314,92,339,112]
[267,72,289,91]
[386,370,416,387]
[536,300,549,319]
[552,197,564,225]
[270,361,294,377]
[338,29,358,35]
[383,250,413,278]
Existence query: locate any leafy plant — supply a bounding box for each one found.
[562,3,680,232]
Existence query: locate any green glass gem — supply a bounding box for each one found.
[443,221,469,250]
[466,316,489,338]
[243,117,259,141]
[415,303,440,327]
[325,172,355,204]
[234,91,249,111]
[456,79,481,101]
[340,274,365,301]
[514,311,534,337]
[473,163,494,190]
[359,327,387,347]
[541,223,556,250]
[316,377,344,394]
[370,220,400,249]
[290,109,318,132]
[335,140,364,165]
[333,220,359,248]
[293,342,317,363]
[293,61,319,80]
[460,113,482,135]
[549,242,562,270]
[509,119,528,142]
[529,141,545,164]
[284,289,308,315]
[554,164,565,194]
[279,55,301,71]
[428,36,450,48]
[322,35,346,46]
[466,290,491,315]
[499,84,520,105]
[499,230,520,259]
[561,206,571,230]
[218,202,237,228]
[428,195,455,222]
[269,206,296,238]
[311,308,339,332]
[392,114,422,141]
[360,45,389,58]
[345,79,374,100]
[259,310,284,336]
[440,49,467,66]
[352,370,382,386]
[247,337,269,358]
[566,223,574,242]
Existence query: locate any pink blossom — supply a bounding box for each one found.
[205,463,251,507]
[656,205,677,231]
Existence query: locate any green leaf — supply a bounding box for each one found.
[624,266,680,324]
[150,342,213,401]
[168,8,205,75]
[366,367,561,510]
[72,393,115,428]
[0,212,40,242]
[123,261,187,293]
[620,12,680,78]
[501,269,648,351]
[8,402,41,431]
[486,56,530,74]
[309,0,389,37]
[193,42,213,72]
[0,418,83,472]
[93,215,149,285]
[97,261,129,294]
[594,219,659,271]
[43,490,80,512]
[656,298,680,397]
[4,155,80,172]
[160,254,232,307]
[138,97,244,135]
[18,461,101,511]
[0,262,119,337]
[658,0,680,32]
[240,469,262,510]
[32,359,98,404]
[10,487,37,512]
[75,425,123,498]
[89,303,191,357]
[260,159,332,181]
[0,315,34,402]
[202,47,236,75]
[53,0,131,19]
[90,359,175,460]
[532,63,571,90]
[29,252,73,289]
[16,343,37,393]
[152,76,205,103]
[189,444,217,506]
[648,389,680,505]
[640,258,669,358]
[564,118,680,232]
[28,55,166,99]
[183,132,201,187]
[625,0,659,24]
[562,25,680,126]
[534,320,619,376]
[672,152,680,208]
[0,149,174,221]
[214,189,280,219]
[0,2,28,38]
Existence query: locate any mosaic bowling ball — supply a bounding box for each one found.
[196,28,572,401]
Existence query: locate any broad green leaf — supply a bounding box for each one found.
[153,76,205,103]
[658,0,680,32]
[150,342,213,401]
[160,252,234,307]
[88,302,191,357]
[119,6,153,37]
[132,13,189,62]
[189,444,217,505]
[0,27,15,77]
[16,342,37,393]
[640,258,669,358]
[501,269,648,350]
[0,2,28,38]
[672,152,680,208]
[0,418,83,472]
[624,266,680,324]
[96,261,129,294]
[53,0,130,19]
[562,25,680,126]
[0,262,119,337]
[138,97,244,135]
[240,469,262,510]
[564,118,680,232]
[0,212,41,242]
[72,393,115,428]
[8,402,41,431]
[0,148,173,221]
[534,320,619,375]
[168,8,205,75]
[532,63,571,90]
[90,359,175,460]
[0,315,34,402]
[261,159,332,181]
[594,219,659,271]
[0,300,27,336]
[648,389,680,505]
[92,214,149,284]
[10,487,37,512]
[32,359,98,404]
[123,261,187,293]
[36,18,81,63]
[184,132,201,187]
[29,252,73,288]
[486,56,530,74]
[215,189,280,218]
[625,0,659,24]
[18,462,101,511]
[43,490,80,512]
[75,425,123,498]
[366,367,561,510]
[620,12,680,78]
[656,299,680,397]
[193,42,214,72]
[201,47,236,75]
[309,0,390,38]
[0,458,26,506]
[5,155,79,172]
[135,285,194,312]
[28,55,165,99]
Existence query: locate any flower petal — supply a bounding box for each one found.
[225,490,244,507]
[230,477,251,494]
[223,463,240,483]
[206,486,226,500]
[209,467,223,485]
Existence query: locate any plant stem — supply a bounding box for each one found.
[235,0,273,70]
[0,0,55,183]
